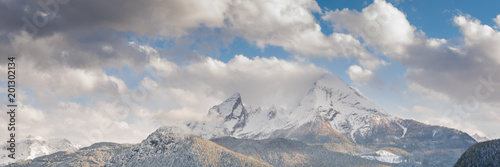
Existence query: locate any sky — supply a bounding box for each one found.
[0,0,500,146]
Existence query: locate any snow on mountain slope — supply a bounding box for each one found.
[235,105,288,139]
[187,93,250,139]
[288,74,391,142]
[0,135,79,166]
[471,133,490,142]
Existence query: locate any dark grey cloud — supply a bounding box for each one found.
[0,0,228,38]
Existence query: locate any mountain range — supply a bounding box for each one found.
[185,74,477,166]
[7,74,485,167]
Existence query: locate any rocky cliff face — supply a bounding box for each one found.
[471,133,490,142]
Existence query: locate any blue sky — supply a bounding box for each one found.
[1,0,500,144]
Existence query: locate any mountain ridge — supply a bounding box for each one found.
[105,128,270,167]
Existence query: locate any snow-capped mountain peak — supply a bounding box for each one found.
[313,74,353,93]
[306,74,387,116]
[287,74,390,142]
[186,74,392,143]
[212,92,245,119]
[183,73,476,165]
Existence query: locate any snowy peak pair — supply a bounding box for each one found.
[188,74,388,143]
[183,74,476,166]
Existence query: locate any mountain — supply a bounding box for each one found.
[8,142,134,167]
[471,133,490,142]
[105,128,271,167]
[0,135,80,166]
[454,139,500,167]
[6,74,478,167]
[185,74,476,166]
[186,75,387,144]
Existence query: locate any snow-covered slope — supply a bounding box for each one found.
[0,135,79,166]
[471,133,490,142]
[286,74,390,142]
[187,93,250,139]
[361,150,403,164]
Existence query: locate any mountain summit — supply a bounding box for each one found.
[290,74,389,142]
